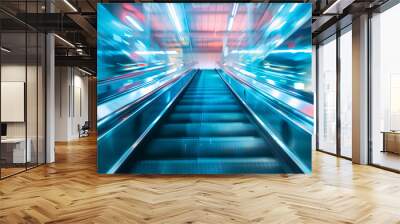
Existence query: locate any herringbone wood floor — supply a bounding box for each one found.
[1,136,400,224]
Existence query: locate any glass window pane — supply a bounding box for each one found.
[340,29,352,158]
[1,30,28,177]
[371,4,400,171]
[318,37,337,154]
[1,1,46,179]
[38,33,46,165]
[27,31,38,169]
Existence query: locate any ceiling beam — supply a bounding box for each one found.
[67,13,97,46]
[323,0,356,14]
[55,55,96,71]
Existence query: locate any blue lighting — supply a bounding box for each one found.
[125,16,144,32]
[97,3,313,174]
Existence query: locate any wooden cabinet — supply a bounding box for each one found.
[382,132,400,154]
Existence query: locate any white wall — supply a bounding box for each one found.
[55,67,89,141]
[1,65,26,140]
[55,67,69,141]
[1,63,46,163]
[1,65,38,137]
[71,73,89,138]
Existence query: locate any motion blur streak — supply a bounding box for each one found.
[97,3,313,174]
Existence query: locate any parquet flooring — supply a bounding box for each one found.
[1,135,400,223]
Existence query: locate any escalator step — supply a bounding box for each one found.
[116,70,293,174]
[168,112,248,122]
[174,104,241,112]
[179,98,237,105]
[143,137,273,158]
[185,88,228,91]
[188,89,226,91]
[186,88,227,90]
[185,93,230,95]
[158,122,258,137]
[181,96,234,100]
[186,86,226,89]
[127,158,284,174]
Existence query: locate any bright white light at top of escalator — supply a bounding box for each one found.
[287,98,301,108]
[227,16,234,31]
[295,16,307,28]
[166,67,178,74]
[121,66,140,71]
[135,50,178,55]
[289,3,298,13]
[136,40,146,49]
[113,34,122,43]
[274,38,284,47]
[145,76,155,82]
[232,3,239,16]
[263,62,292,69]
[264,65,284,72]
[138,85,154,97]
[167,3,183,32]
[126,16,144,32]
[226,4,239,31]
[294,82,305,90]
[267,79,276,85]
[268,18,286,32]
[223,47,229,56]
[231,49,262,54]
[153,61,164,65]
[112,21,126,30]
[277,5,285,13]
[124,33,133,38]
[166,50,179,55]
[270,49,312,54]
[122,50,131,57]
[271,89,281,98]
[234,67,257,78]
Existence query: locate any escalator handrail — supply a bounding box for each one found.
[230,63,314,103]
[97,63,175,85]
[224,66,314,120]
[98,66,192,105]
[218,68,313,134]
[98,69,197,140]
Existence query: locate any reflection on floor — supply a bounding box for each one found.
[1,135,400,223]
[0,162,42,179]
[373,150,400,171]
[0,167,25,178]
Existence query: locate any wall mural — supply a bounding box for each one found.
[97,3,313,174]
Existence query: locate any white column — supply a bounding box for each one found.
[46,32,55,163]
[352,14,369,164]
[312,45,317,150]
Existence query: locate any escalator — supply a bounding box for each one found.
[117,69,299,174]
